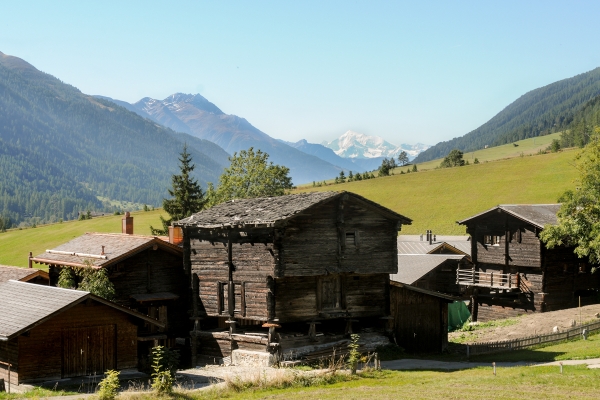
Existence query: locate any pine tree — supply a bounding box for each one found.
[151,144,206,235]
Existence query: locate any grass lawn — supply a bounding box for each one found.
[0,209,167,268]
[299,148,579,234]
[208,367,600,400]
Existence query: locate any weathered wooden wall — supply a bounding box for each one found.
[389,285,448,353]
[280,197,398,277]
[0,340,19,385]
[190,239,274,321]
[11,302,138,384]
[273,274,388,323]
[472,214,542,268]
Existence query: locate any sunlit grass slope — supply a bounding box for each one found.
[415,132,562,171]
[299,149,579,235]
[0,209,167,268]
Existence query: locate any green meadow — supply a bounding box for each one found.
[414,132,563,171]
[0,209,167,268]
[299,148,579,235]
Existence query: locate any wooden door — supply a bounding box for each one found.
[62,325,116,378]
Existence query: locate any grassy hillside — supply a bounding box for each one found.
[0,209,167,268]
[299,148,579,235]
[415,132,562,171]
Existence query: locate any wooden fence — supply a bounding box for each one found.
[466,320,600,357]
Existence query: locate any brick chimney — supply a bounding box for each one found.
[169,226,183,245]
[122,212,133,235]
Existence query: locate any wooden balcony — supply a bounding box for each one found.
[456,268,521,291]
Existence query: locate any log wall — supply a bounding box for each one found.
[190,239,275,320]
[12,302,138,384]
[274,274,388,322]
[0,340,18,385]
[280,197,398,277]
[390,285,448,353]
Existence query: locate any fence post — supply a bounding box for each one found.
[467,345,470,359]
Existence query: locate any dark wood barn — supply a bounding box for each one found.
[457,204,600,321]
[30,214,186,364]
[388,281,456,353]
[175,191,411,365]
[0,280,162,385]
[0,265,49,285]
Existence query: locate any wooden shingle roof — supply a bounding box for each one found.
[31,233,181,268]
[0,265,48,283]
[457,204,561,229]
[176,191,412,229]
[0,280,163,340]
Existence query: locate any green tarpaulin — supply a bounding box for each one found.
[448,301,470,331]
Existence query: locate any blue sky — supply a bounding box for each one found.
[2,1,600,146]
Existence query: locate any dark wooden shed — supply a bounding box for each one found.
[0,280,163,385]
[389,281,456,353]
[175,191,411,365]
[457,204,600,321]
[30,230,186,345]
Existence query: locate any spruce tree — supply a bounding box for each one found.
[151,145,206,235]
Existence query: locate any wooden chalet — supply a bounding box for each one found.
[0,265,49,285]
[0,280,163,385]
[174,191,411,365]
[457,204,600,321]
[30,214,186,366]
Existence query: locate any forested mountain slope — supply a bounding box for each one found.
[0,51,229,227]
[415,67,600,162]
[102,93,344,184]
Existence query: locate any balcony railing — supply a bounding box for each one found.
[456,268,521,291]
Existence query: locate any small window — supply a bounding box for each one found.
[484,235,501,246]
[345,232,356,247]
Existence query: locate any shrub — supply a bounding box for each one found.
[347,333,360,374]
[97,369,120,400]
[150,345,178,394]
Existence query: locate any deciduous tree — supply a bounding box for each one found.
[211,147,292,203]
[540,133,600,265]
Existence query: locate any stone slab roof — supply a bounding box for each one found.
[176,191,412,229]
[31,233,181,268]
[0,280,163,340]
[0,265,48,283]
[391,254,465,285]
[458,204,561,229]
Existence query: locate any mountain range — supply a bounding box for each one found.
[322,130,429,160]
[98,93,346,184]
[0,51,229,226]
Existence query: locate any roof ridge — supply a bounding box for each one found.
[5,279,90,295]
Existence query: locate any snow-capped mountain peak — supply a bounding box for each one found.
[322,130,430,160]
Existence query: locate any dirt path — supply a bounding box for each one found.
[449,304,600,343]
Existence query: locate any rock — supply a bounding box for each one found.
[595,313,600,318]
[570,319,577,327]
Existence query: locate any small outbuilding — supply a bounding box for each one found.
[0,280,163,385]
[0,265,49,285]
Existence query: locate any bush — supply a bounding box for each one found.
[150,346,178,394]
[97,370,120,400]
